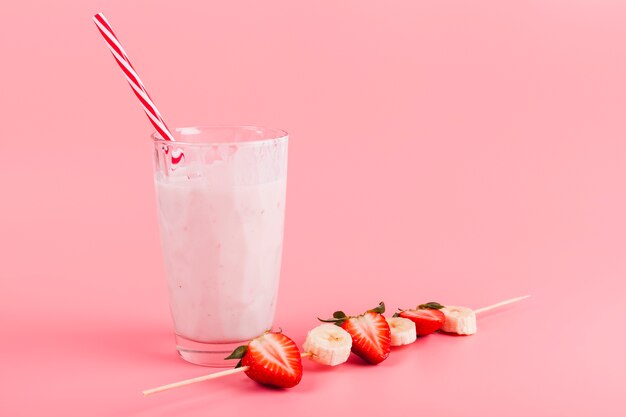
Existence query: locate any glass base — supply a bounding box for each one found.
[175,334,244,367]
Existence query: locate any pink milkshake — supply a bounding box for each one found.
[152,126,288,366]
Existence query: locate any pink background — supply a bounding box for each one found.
[1,1,625,415]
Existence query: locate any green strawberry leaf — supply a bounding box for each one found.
[368,301,386,314]
[318,317,338,323]
[418,302,445,310]
[333,311,347,319]
[225,345,248,360]
[318,316,347,326]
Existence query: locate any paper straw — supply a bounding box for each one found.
[92,13,182,162]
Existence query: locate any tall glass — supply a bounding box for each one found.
[152,126,288,366]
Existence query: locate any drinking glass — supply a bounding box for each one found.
[152,126,288,366]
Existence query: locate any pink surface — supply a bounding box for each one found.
[1,1,625,416]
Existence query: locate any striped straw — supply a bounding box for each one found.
[92,13,182,162]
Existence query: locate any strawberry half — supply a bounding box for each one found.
[225,331,303,389]
[319,302,391,364]
[396,301,445,336]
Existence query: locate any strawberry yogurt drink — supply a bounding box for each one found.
[152,126,288,366]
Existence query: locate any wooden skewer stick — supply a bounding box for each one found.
[474,295,530,315]
[142,352,313,396]
[143,296,530,396]
[142,367,247,396]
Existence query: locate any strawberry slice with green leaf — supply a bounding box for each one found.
[319,302,391,364]
[395,301,445,336]
[225,331,303,389]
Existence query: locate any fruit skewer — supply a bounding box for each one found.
[143,295,529,395]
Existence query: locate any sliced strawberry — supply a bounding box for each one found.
[341,312,391,364]
[398,303,445,336]
[319,302,391,364]
[226,331,303,388]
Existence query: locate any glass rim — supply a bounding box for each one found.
[151,125,288,147]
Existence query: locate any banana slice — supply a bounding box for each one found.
[386,317,417,346]
[441,306,477,335]
[303,324,352,366]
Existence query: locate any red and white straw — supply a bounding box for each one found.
[92,13,182,162]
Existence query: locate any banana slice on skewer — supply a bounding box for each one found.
[386,317,417,346]
[440,306,477,335]
[303,324,352,366]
